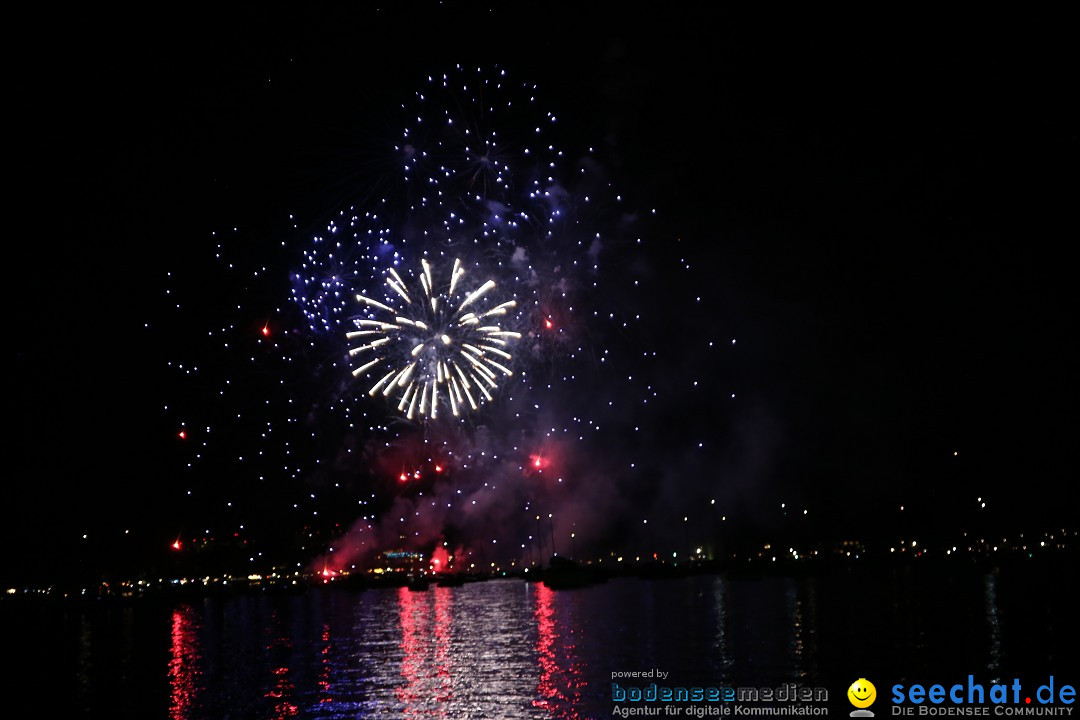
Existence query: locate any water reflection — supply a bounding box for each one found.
[532,583,584,718]
[785,578,819,680]
[265,610,299,719]
[168,604,201,720]
[82,570,1067,719]
[77,613,92,708]
[711,577,733,683]
[317,623,333,706]
[432,586,453,703]
[396,586,448,719]
[984,573,1003,682]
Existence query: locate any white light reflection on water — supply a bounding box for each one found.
[785,578,819,681]
[711,576,733,684]
[984,573,1003,683]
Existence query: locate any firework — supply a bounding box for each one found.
[290,66,615,341]
[348,258,522,419]
[163,65,655,572]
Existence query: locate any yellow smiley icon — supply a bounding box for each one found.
[848,679,877,709]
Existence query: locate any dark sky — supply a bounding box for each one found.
[9,6,1077,582]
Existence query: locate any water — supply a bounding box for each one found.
[3,565,1076,718]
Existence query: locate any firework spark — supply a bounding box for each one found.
[348,258,522,420]
[163,65,655,574]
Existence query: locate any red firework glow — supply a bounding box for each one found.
[430,546,451,573]
[529,454,547,471]
[261,321,271,337]
[171,539,182,551]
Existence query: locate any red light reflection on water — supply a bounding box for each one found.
[265,612,299,718]
[318,624,333,704]
[265,665,298,718]
[532,584,585,719]
[396,588,423,715]
[396,587,449,718]
[168,605,201,720]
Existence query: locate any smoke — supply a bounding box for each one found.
[313,378,785,575]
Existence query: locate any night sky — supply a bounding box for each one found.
[9,6,1077,584]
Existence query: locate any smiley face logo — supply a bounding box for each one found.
[848,678,877,709]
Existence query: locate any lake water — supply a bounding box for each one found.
[3,564,1076,718]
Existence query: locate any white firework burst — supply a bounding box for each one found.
[347,258,522,419]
